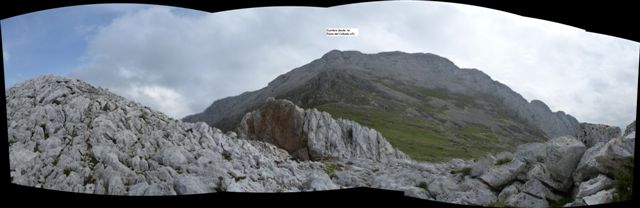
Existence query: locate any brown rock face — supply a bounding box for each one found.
[240,98,310,160]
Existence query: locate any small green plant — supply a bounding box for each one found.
[52,99,62,105]
[416,181,428,191]
[450,167,472,176]
[613,160,634,202]
[34,143,41,153]
[89,155,99,170]
[323,162,340,176]
[495,157,512,165]
[488,199,507,207]
[214,186,226,192]
[549,197,574,208]
[63,167,72,176]
[222,151,232,161]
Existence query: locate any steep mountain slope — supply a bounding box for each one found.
[183,50,579,161]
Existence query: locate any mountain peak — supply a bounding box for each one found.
[320,49,363,60]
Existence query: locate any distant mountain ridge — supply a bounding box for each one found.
[183,50,579,161]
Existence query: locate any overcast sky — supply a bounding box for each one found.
[2,1,638,128]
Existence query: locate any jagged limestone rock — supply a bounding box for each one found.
[573,131,635,182]
[544,136,586,185]
[479,158,526,189]
[498,181,523,202]
[521,179,562,201]
[505,192,549,208]
[576,123,621,147]
[238,98,408,162]
[7,76,332,195]
[575,174,613,198]
[582,189,614,205]
[514,142,547,164]
[470,153,496,177]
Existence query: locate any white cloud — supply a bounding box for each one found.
[72,2,638,128]
[125,85,190,118]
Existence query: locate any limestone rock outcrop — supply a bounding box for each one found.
[238,98,408,162]
[7,76,337,195]
[576,123,621,147]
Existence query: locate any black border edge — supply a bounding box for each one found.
[2,0,638,207]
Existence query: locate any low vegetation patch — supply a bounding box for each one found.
[416,181,428,191]
[222,151,232,161]
[450,167,472,176]
[488,199,507,207]
[323,161,340,176]
[317,103,510,162]
[495,157,512,165]
[549,197,574,208]
[613,160,634,202]
[63,167,72,176]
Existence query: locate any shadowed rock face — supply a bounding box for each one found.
[239,98,309,160]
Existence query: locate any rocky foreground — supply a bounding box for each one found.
[7,75,635,207]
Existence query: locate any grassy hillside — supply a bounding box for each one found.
[317,103,514,162]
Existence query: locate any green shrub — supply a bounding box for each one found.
[450,167,472,176]
[222,151,232,161]
[63,167,72,176]
[613,160,634,202]
[549,197,574,208]
[89,155,99,170]
[495,157,512,165]
[488,199,507,207]
[323,161,340,176]
[416,181,428,191]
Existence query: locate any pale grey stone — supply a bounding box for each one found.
[479,158,525,188]
[505,192,549,208]
[544,136,586,182]
[576,174,613,198]
[582,189,614,205]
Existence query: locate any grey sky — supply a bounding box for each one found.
[5,1,637,128]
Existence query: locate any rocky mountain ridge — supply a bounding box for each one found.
[7,76,635,207]
[183,50,579,161]
[184,50,578,139]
